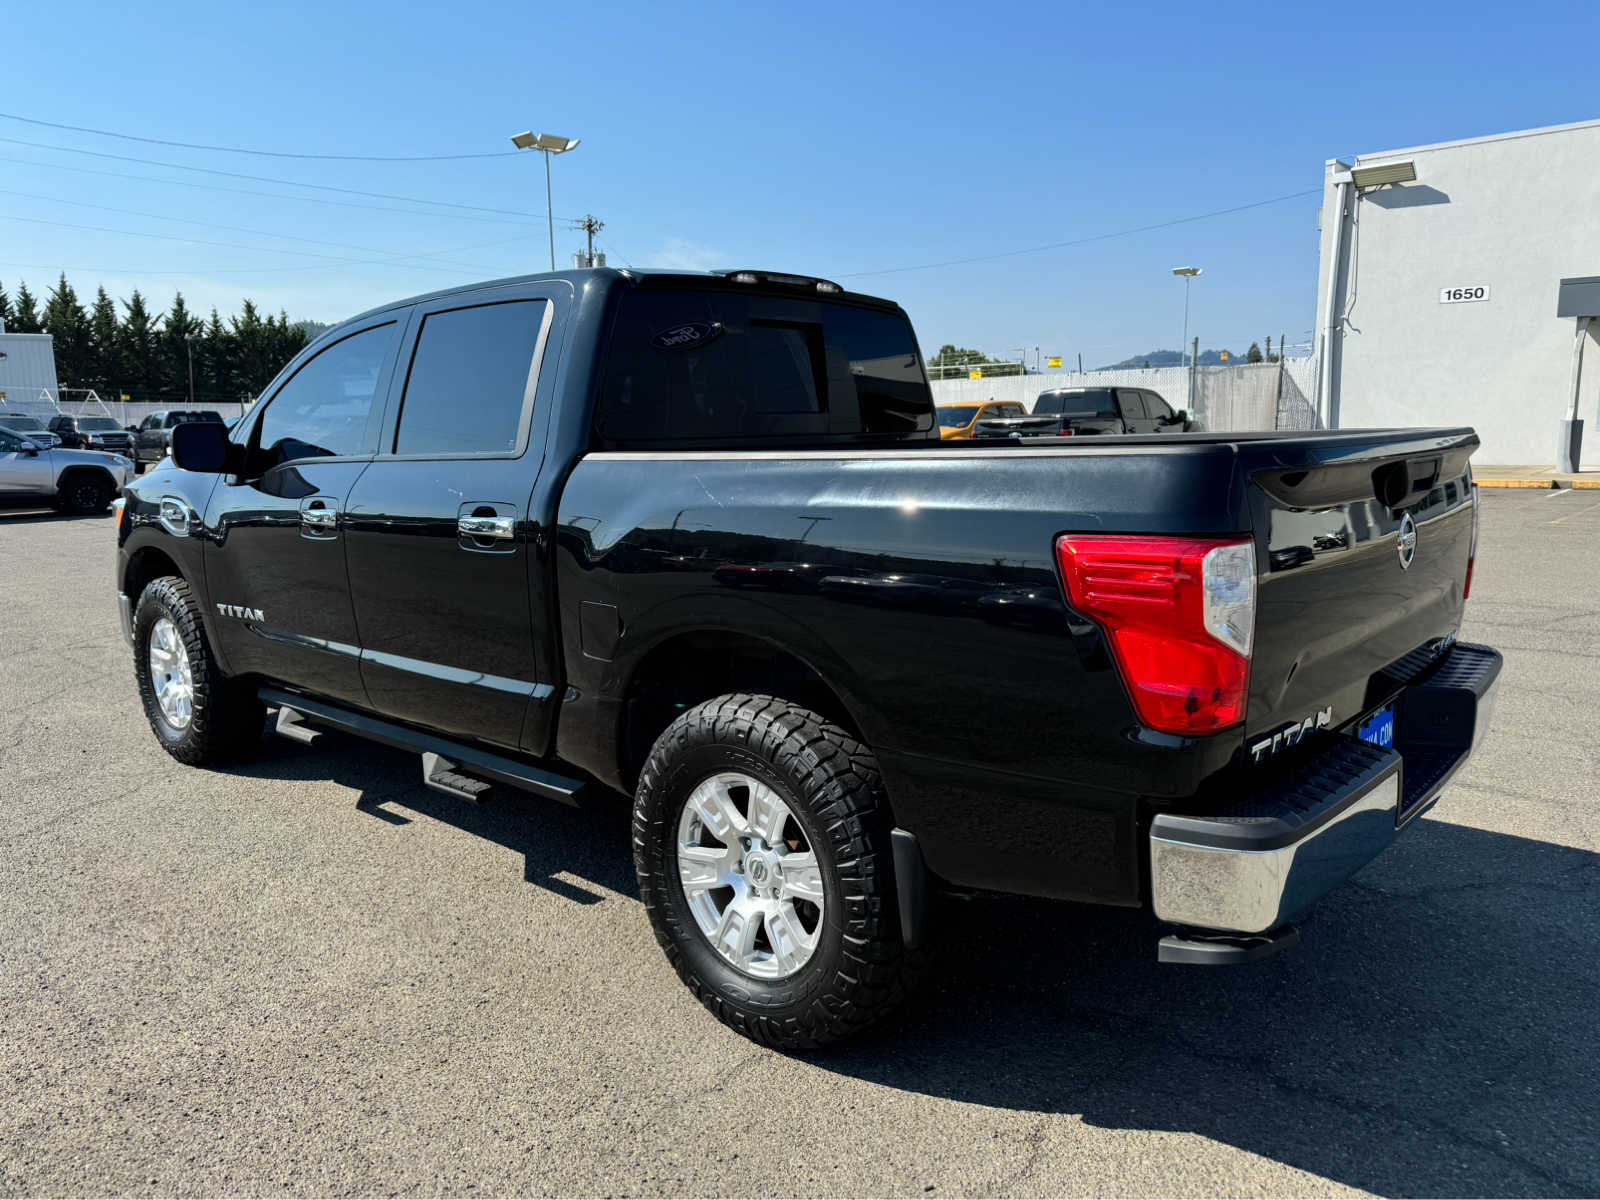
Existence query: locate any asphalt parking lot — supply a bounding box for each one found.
[1,489,1596,1198]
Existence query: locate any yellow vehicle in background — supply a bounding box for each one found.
[935,400,1028,440]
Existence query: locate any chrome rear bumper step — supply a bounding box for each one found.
[1150,641,1502,947]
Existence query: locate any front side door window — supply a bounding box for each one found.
[1145,391,1178,425]
[252,324,396,469]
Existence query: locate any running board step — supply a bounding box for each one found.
[260,687,585,806]
[274,706,323,746]
[422,752,492,802]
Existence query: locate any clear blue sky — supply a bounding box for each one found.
[3,0,1594,367]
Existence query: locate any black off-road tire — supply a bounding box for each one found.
[634,693,919,1049]
[56,470,113,515]
[133,575,265,765]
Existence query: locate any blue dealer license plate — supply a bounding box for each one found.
[1357,704,1395,750]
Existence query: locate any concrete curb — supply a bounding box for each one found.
[1477,478,1600,490]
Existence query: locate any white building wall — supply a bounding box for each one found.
[0,333,60,408]
[1315,119,1600,466]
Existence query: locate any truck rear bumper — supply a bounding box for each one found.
[1150,642,1502,935]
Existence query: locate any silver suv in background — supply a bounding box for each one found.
[0,413,63,448]
[0,425,133,513]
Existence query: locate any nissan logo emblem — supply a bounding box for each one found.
[1397,511,1418,570]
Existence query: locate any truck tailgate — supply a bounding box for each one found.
[1242,429,1479,742]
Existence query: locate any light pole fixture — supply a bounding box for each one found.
[1349,159,1416,189]
[1172,266,1202,366]
[511,130,581,270]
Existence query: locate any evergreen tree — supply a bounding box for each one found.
[88,287,120,395]
[0,279,12,329]
[12,282,41,332]
[1247,341,1264,364]
[42,273,92,388]
[119,290,161,401]
[159,291,201,402]
[201,308,234,401]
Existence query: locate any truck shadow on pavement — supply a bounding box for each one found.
[223,733,1596,1196]
[816,821,1600,1197]
[226,731,639,905]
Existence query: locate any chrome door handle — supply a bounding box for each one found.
[301,506,338,529]
[458,515,515,541]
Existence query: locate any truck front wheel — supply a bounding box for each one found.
[633,694,916,1049]
[133,575,265,765]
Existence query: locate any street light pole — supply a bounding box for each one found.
[1172,266,1202,365]
[542,151,555,270]
[511,131,581,271]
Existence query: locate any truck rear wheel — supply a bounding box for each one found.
[133,575,265,765]
[633,694,915,1049]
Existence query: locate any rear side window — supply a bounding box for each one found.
[598,289,932,445]
[394,299,549,456]
[255,323,397,467]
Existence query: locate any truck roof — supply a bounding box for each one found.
[328,268,900,346]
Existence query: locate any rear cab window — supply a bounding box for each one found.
[1036,389,1117,418]
[596,285,933,447]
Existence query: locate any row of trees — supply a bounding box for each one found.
[0,274,310,406]
[926,344,1026,378]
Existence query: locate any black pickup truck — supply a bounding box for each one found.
[114,268,1500,1049]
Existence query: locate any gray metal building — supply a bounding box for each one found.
[0,331,61,413]
[1314,118,1600,466]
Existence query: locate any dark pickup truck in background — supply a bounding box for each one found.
[114,267,1500,1049]
[131,409,225,469]
[1034,384,1200,435]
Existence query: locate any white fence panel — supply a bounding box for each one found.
[929,359,1321,432]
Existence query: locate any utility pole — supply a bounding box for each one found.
[1189,336,1199,415]
[575,214,605,267]
[1274,331,1287,429]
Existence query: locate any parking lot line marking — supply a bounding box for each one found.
[1549,499,1600,525]
[1543,488,1578,499]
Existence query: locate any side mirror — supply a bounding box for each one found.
[171,421,232,473]
[1173,409,1188,425]
[20,441,39,457]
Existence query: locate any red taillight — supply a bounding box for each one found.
[1055,535,1256,735]
[1464,483,1480,600]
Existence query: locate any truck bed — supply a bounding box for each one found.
[552,426,1479,905]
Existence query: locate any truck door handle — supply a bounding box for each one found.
[457,515,515,541]
[300,503,339,530]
